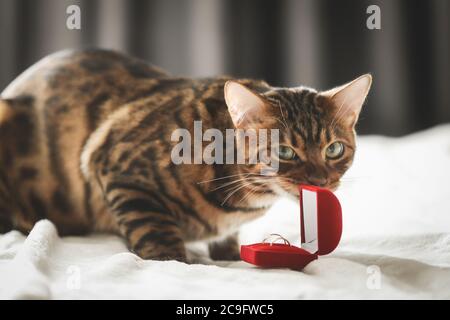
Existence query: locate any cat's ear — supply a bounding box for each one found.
[224,81,267,128]
[322,74,372,127]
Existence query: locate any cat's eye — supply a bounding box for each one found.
[277,145,297,160]
[325,141,345,160]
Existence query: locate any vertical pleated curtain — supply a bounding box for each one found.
[0,0,448,136]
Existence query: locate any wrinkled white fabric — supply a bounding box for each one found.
[1,125,449,299]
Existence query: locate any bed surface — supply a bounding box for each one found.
[1,124,450,299]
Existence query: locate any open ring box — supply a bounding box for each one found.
[240,185,343,270]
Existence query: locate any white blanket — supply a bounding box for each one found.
[1,125,450,299]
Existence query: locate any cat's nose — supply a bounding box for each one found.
[306,177,328,187]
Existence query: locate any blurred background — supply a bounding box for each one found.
[0,0,448,136]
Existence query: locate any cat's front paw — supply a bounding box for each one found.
[208,235,241,261]
[210,248,241,261]
[140,251,187,263]
[134,246,187,263]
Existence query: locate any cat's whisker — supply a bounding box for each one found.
[220,177,256,194]
[221,176,269,195]
[236,184,257,204]
[221,180,257,206]
[196,172,254,184]
[221,176,271,204]
[209,176,257,192]
[237,180,270,205]
[203,172,273,192]
[238,185,260,205]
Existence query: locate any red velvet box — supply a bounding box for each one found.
[240,185,342,270]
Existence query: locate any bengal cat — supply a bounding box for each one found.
[0,49,371,262]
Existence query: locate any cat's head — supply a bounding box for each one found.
[224,74,372,199]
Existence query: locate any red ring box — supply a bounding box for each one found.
[240,185,342,270]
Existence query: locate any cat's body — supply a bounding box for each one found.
[0,49,371,261]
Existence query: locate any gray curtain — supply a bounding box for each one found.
[0,0,449,136]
